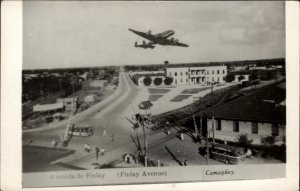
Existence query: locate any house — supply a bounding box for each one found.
[165,64,227,85]
[82,80,107,90]
[33,103,64,113]
[234,74,250,84]
[84,95,96,103]
[205,82,286,145]
[56,97,79,112]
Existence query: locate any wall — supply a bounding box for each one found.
[207,119,285,145]
[166,65,227,86]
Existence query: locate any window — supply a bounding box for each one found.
[212,70,214,74]
[186,72,188,75]
[169,72,172,76]
[217,70,219,74]
[217,119,221,130]
[223,70,225,74]
[186,78,188,82]
[175,72,177,76]
[180,72,183,76]
[272,124,279,136]
[233,121,239,132]
[180,79,183,83]
[66,102,72,105]
[251,122,258,134]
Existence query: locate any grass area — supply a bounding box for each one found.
[181,87,210,94]
[148,95,164,102]
[170,95,191,102]
[148,88,170,94]
[23,145,75,172]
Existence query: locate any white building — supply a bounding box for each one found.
[166,65,227,85]
[205,83,285,145]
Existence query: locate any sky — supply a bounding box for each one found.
[23,1,285,69]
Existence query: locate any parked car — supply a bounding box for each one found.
[209,144,246,164]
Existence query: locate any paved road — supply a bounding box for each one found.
[23,69,143,169]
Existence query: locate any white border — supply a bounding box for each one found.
[1,1,299,190]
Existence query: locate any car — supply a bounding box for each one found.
[209,144,246,164]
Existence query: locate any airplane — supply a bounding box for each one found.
[135,40,155,49]
[129,28,189,49]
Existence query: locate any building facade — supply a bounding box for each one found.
[166,65,227,85]
[205,82,286,145]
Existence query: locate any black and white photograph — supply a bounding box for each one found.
[1,0,299,190]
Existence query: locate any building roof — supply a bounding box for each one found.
[205,82,286,124]
[167,63,226,68]
[138,100,153,109]
[33,103,64,112]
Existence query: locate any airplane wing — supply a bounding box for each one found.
[163,40,189,47]
[128,29,156,42]
[172,42,189,47]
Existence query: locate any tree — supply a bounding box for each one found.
[143,76,152,86]
[153,78,163,86]
[236,134,253,147]
[238,75,245,82]
[223,73,235,83]
[249,73,258,81]
[164,77,173,85]
[261,136,275,145]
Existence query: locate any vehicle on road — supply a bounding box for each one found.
[209,144,246,165]
[68,124,94,137]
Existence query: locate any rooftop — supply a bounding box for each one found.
[205,82,286,124]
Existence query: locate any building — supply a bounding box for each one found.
[165,64,227,85]
[84,94,96,103]
[56,97,79,112]
[33,103,64,113]
[82,80,107,90]
[205,82,286,145]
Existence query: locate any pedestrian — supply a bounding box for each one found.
[100,147,105,156]
[95,147,100,160]
[51,140,58,148]
[180,133,184,141]
[183,159,188,166]
[103,128,107,137]
[84,143,91,153]
[111,134,114,142]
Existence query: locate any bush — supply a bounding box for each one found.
[143,77,152,86]
[236,134,253,147]
[238,75,245,81]
[224,73,235,83]
[261,136,275,145]
[164,77,173,85]
[153,78,163,86]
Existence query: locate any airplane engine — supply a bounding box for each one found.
[143,40,146,45]
[135,41,138,47]
[147,30,151,35]
[174,39,178,43]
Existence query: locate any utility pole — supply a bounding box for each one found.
[199,97,202,143]
[210,82,215,143]
[190,104,198,142]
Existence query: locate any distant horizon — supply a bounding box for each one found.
[22,57,285,71]
[23,2,285,70]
